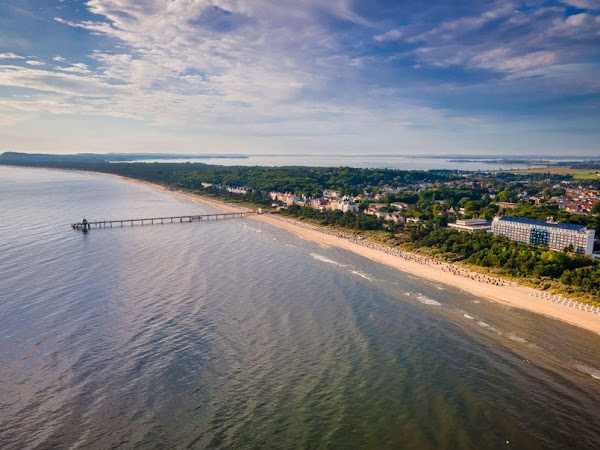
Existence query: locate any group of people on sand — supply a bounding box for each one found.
[272,215,508,287]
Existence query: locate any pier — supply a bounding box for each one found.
[71,212,254,230]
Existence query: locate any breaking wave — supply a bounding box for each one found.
[311,253,347,267]
[416,294,441,306]
[350,270,373,281]
[574,363,600,380]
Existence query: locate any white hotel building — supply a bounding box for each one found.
[491,217,595,255]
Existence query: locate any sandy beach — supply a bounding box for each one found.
[7,165,600,334]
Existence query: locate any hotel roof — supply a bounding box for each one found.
[497,216,588,231]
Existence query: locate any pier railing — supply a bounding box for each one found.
[71,211,255,230]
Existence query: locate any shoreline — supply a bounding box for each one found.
[5,164,600,334]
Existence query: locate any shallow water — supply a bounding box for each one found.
[1,166,600,449]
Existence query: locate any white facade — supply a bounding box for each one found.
[448,219,492,232]
[491,217,595,255]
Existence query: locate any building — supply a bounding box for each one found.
[495,202,518,209]
[448,218,492,232]
[226,186,247,195]
[390,202,410,210]
[310,198,329,210]
[491,216,595,255]
[338,200,358,213]
[322,189,341,198]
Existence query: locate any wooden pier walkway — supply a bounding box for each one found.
[71,211,255,230]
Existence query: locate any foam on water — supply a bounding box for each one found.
[310,253,347,267]
[415,294,442,306]
[574,363,600,380]
[507,333,527,344]
[350,270,373,281]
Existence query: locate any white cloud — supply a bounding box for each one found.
[565,12,598,26]
[43,0,368,130]
[471,49,557,72]
[56,63,90,74]
[53,56,67,62]
[379,1,600,89]
[561,0,599,10]
[374,29,403,42]
[25,60,46,66]
[0,65,126,97]
[0,52,24,59]
[376,3,516,46]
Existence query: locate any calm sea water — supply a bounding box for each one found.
[1,166,600,449]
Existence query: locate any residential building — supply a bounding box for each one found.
[338,200,358,212]
[323,189,341,198]
[491,216,595,255]
[390,202,410,210]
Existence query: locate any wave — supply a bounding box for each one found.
[310,253,347,267]
[507,333,527,344]
[243,224,262,233]
[416,294,441,306]
[475,321,502,335]
[464,314,474,320]
[350,270,373,281]
[574,363,600,380]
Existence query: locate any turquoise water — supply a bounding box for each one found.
[1,166,600,449]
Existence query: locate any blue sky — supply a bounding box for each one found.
[0,0,599,155]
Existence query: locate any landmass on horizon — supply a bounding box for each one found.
[2,151,600,166]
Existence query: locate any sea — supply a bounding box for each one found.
[1,166,600,449]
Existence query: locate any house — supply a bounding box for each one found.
[323,189,341,198]
[338,200,358,212]
[390,202,409,210]
[310,198,329,210]
[226,186,247,195]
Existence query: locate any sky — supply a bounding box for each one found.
[0,0,599,156]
